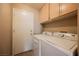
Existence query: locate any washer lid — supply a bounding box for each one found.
[46,36,77,50]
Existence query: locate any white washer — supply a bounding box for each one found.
[33,34,77,56]
[44,36,77,56]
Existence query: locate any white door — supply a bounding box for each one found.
[12,8,34,55]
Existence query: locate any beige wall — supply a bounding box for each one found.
[12,4,38,11]
[0,4,12,55]
[43,16,77,33]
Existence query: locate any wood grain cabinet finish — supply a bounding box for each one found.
[60,3,77,15]
[39,3,77,24]
[39,4,49,23]
[50,3,60,20]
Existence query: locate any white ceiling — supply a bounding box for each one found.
[25,3,45,10]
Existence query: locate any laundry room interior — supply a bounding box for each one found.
[0,3,79,56]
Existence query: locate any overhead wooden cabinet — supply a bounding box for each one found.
[40,3,77,24]
[60,3,77,15]
[39,4,49,23]
[50,3,60,20]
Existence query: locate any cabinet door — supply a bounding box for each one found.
[60,3,77,15]
[39,4,49,23]
[50,3,60,20]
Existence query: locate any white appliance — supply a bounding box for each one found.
[33,37,41,56]
[33,32,77,56]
